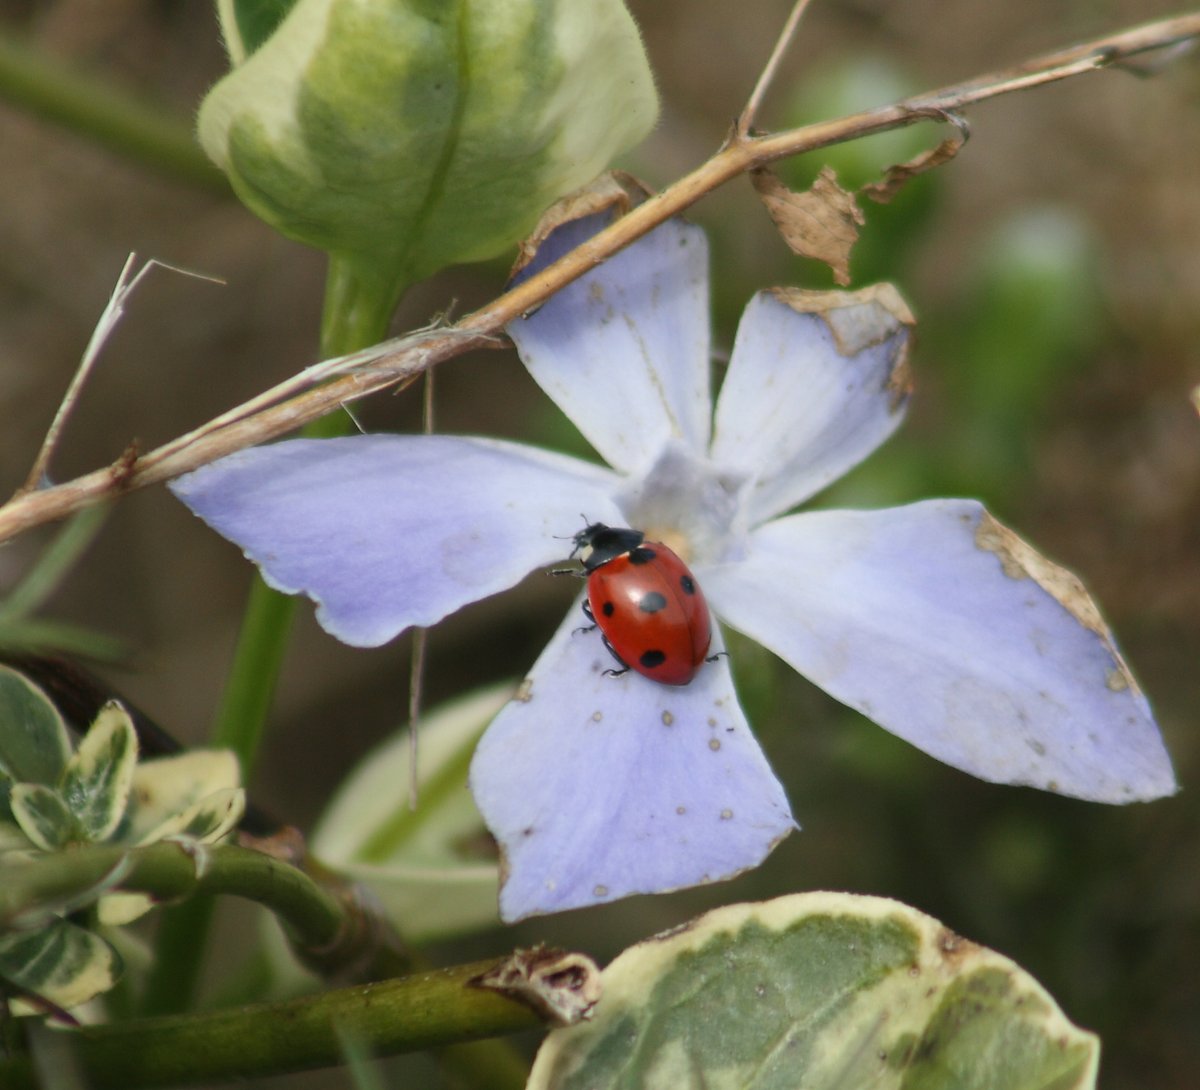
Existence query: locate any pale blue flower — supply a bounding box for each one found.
[172,215,1175,920]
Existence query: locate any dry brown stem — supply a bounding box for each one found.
[1,11,1197,546]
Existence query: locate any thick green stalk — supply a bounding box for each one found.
[0,32,224,192]
[1,843,344,949]
[0,959,539,1089]
[141,258,405,1016]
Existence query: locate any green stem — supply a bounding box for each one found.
[212,256,403,782]
[0,32,224,192]
[142,257,407,1016]
[2,843,344,949]
[0,960,539,1089]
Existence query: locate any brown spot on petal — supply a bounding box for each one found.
[975,511,1142,694]
[768,283,915,355]
[766,283,915,413]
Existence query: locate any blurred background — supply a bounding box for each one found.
[0,0,1196,1086]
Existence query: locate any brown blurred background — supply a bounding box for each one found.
[0,1,1197,1086]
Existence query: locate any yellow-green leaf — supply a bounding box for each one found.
[9,784,76,851]
[58,702,137,843]
[529,892,1099,1090]
[0,919,121,1014]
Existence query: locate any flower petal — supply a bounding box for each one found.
[701,500,1175,803]
[710,285,914,525]
[171,435,623,647]
[469,603,795,920]
[508,215,712,474]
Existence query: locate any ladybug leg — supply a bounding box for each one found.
[599,632,630,678]
[705,651,729,664]
[573,598,598,637]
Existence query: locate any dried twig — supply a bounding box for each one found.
[0,11,1197,546]
[18,256,222,496]
[735,0,817,137]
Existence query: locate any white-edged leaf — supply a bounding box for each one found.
[311,683,509,941]
[96,891,156,927]
[0,666,70,786]
[529,892,1099,1090]
[133,787,245,847]
[0,919,121,1013]
[121,749,242,845]
[59,702,137,842]
[9,784,76,851]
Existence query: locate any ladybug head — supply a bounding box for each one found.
[572,522,645,572]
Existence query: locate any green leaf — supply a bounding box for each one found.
[2,853,131,931]
[0,505,109,623]
[134,786,246,846]
[0,666,70,786]
[120,749,242,846]
[58,702,137,843]
[311,683,508,941]
[528,892,1099,1090]
[9,784,77,851]
[0,919,121,1013]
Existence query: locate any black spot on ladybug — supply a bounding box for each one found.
[601,601,615,617]
[638,591,668,614]
[639,649,667,670]
[680,574,696,595]
[628,546,657,565]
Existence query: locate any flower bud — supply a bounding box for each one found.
[199,0,658,292]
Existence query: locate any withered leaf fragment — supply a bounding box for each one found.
[752,166,864,286]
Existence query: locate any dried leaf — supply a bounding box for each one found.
[511,171,653,279]
[752,166,864,286]
[861,112,970,205]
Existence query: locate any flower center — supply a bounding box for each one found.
[613,440,751,567]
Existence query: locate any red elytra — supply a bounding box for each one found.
[571,522,713,686]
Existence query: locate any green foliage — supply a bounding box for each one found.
[528,893,1098,1090]
[0,672,245,1013]
[0,666,70,788]
[310,684,508,942]
[0,920,121,1017]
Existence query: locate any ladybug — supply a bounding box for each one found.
[567,522,713,686]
